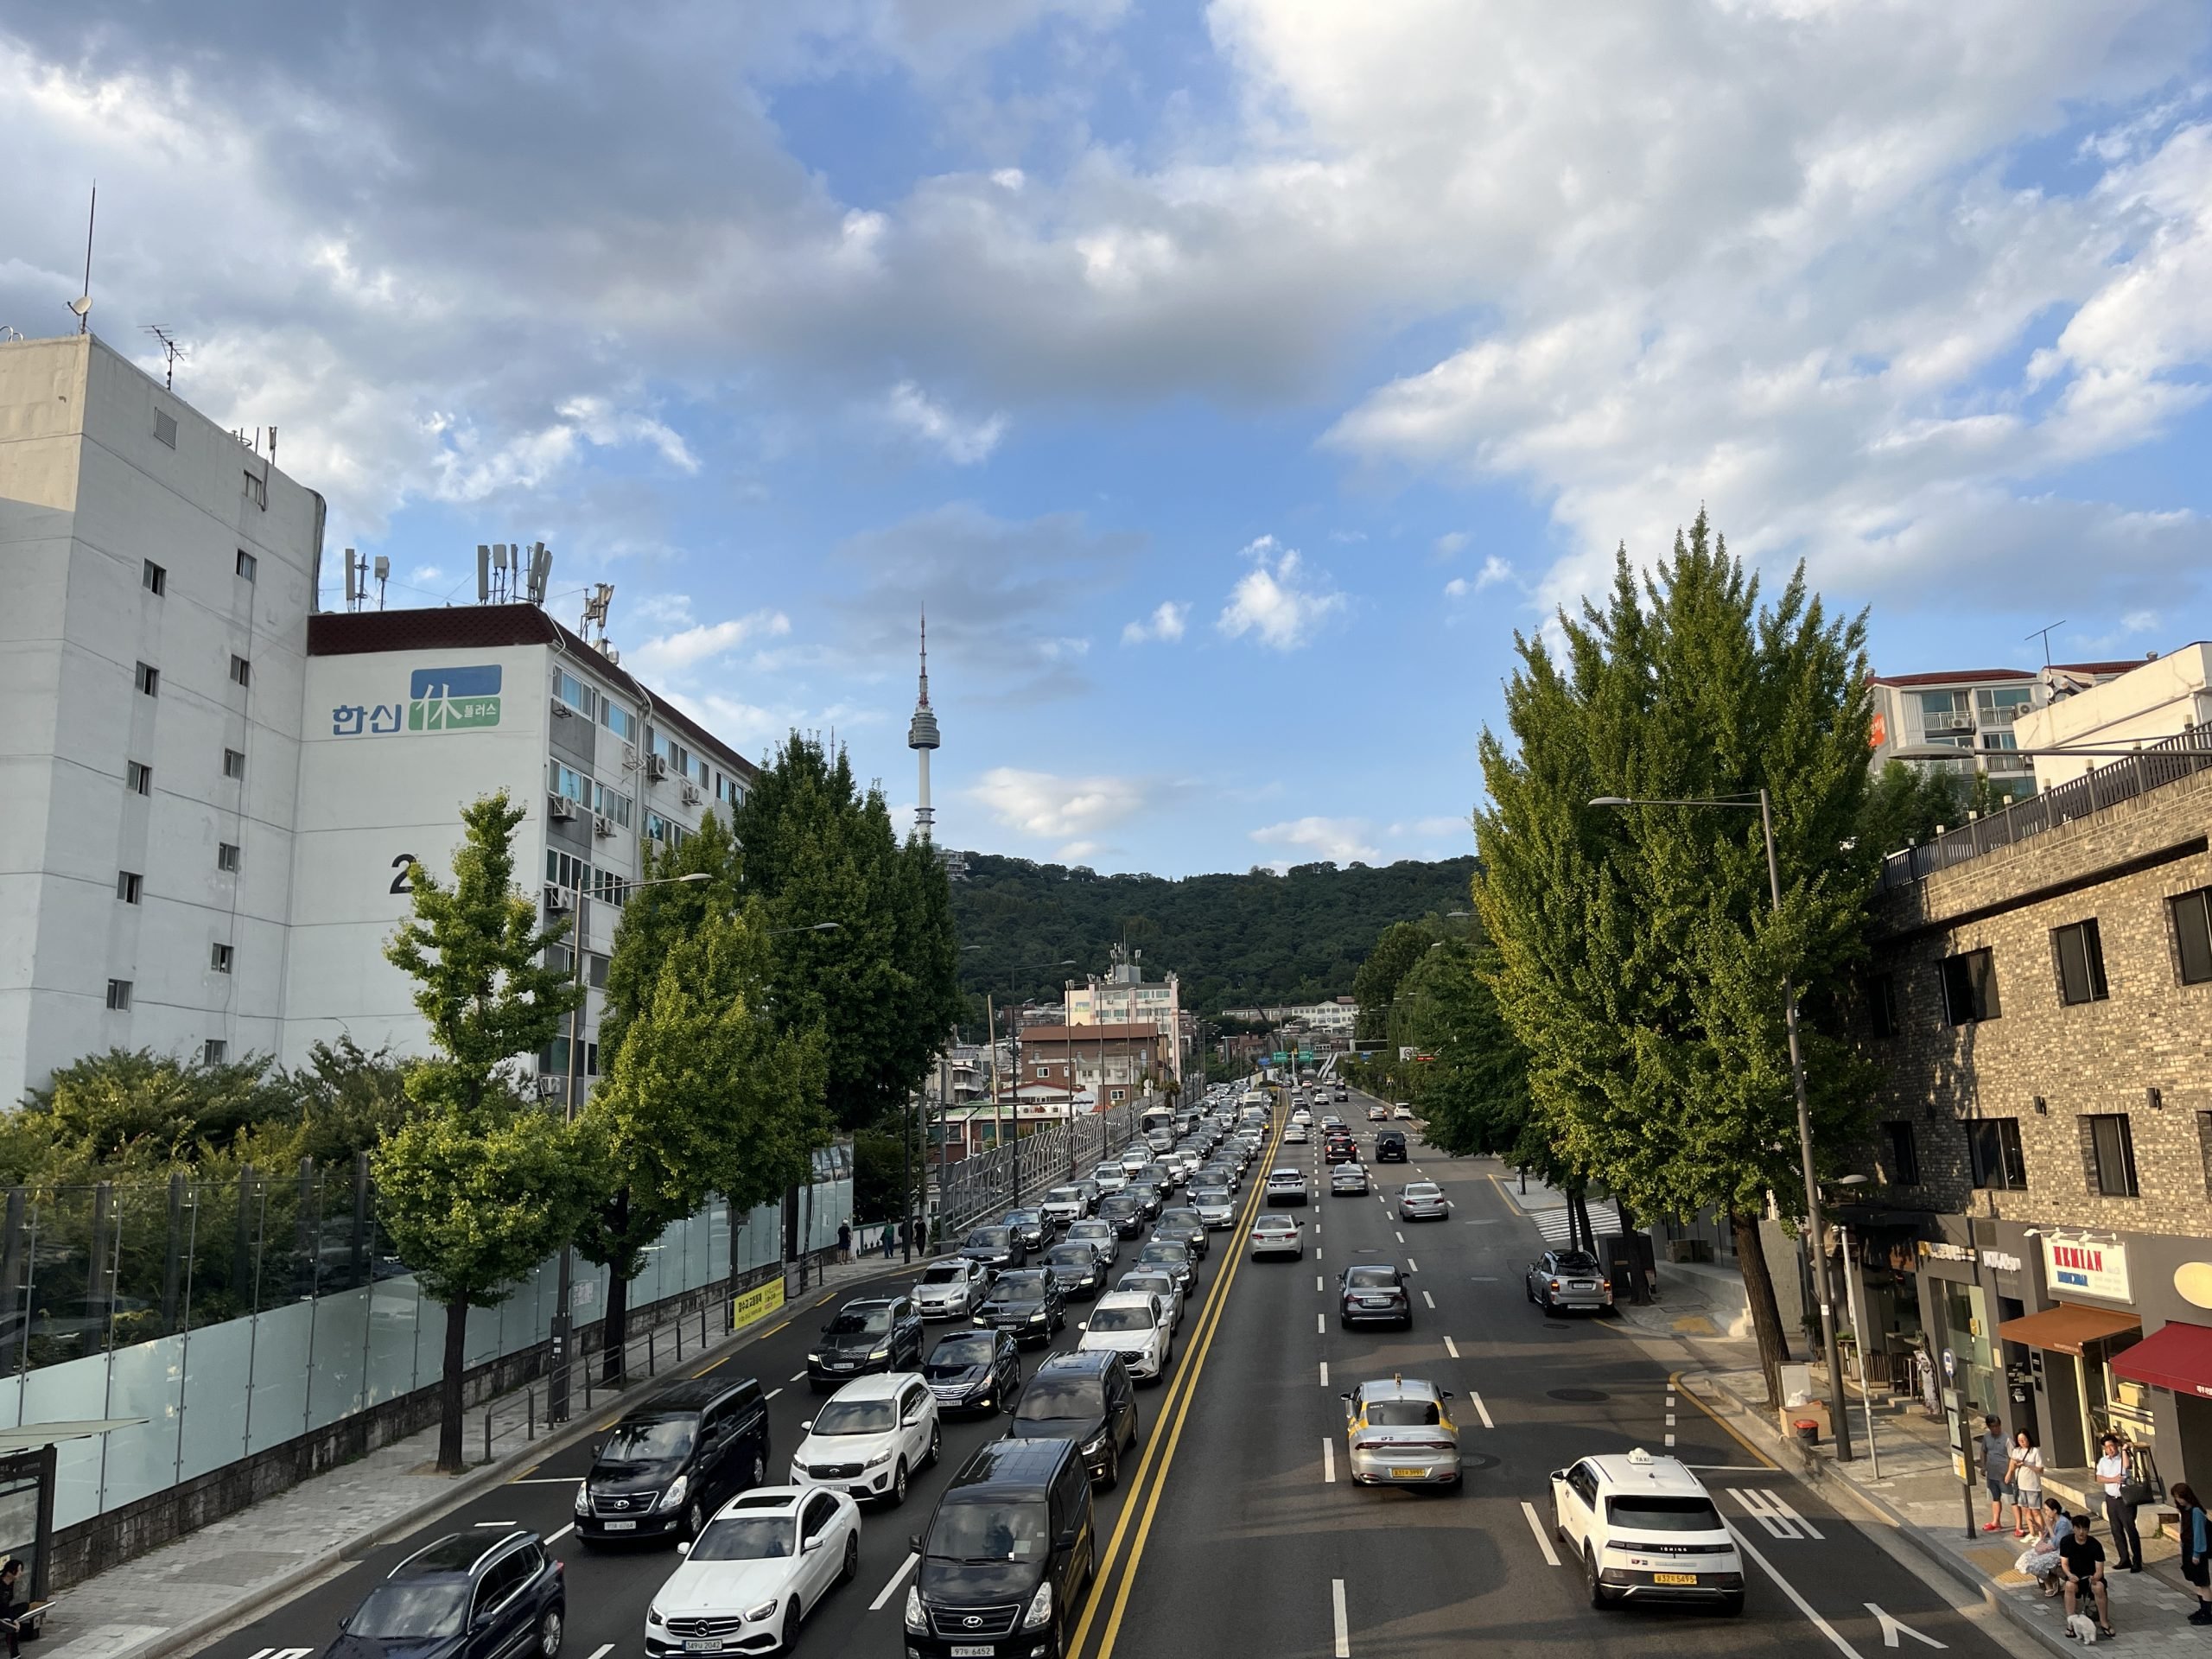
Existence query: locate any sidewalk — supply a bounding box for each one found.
[1609,1266,2212,1652]
[40,1254,903,1659]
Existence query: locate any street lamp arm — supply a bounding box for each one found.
[1587,794,1763,810]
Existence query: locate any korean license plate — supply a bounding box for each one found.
[951,1648,996,1657]
[1389,1467,1427,1480]
[682,1642,722,1653]
[601,1519,637,1531]
[1652,1572,1698,1586]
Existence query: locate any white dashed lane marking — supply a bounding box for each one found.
[1521,1501,1560,1567]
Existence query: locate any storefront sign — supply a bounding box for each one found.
[1920,1241,1975,1263]
[2044,1236,2131,1302]
[1980,1249,2024,1274]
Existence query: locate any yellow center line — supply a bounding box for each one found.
[756,1319,790,1339]
[1068,1111,1282,1659]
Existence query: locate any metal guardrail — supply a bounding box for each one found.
[1877,727,2212,890]
[931,1101,1147,1242]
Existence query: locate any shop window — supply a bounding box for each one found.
[1941,948,2000,1025]
[2052,918,2109,1006]
[2082,1114,2139,1198]
[1883,1121,1920,1186]
[2174,888,2212,985]
[1967,1118,2025,1190]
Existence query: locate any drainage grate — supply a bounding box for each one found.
[1547,1388,1609,1402]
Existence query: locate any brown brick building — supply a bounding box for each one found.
[1850,747,2212,1491]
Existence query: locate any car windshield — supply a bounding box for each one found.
[1070,1224,1110,1238]
[689,1516,796,1560]
[810,1397,898,1434]
[926,1500,1049,1563]
[826,1308,891,1336]
[1363,1399,1443,1427]
[1102,1198,1138,1215]
[1554,1252,1599,1274]
[1345,1268,1398,1288]
[601,1416,695,1461]
[1608,1496,1725,1531]
[1121,1274,1170,1295]
[1160,1211,1201,1227]
[1139,1246,1185,1264]
[993,1271,1048,1297]
[1405,1185,1440,1198]
[919,1262,968,1284]
[930,1334,996,1366]
[1089,1305,1157,1332]
[968,1230,1013,1249]
[350,1581,472,1639]
[1045,1246,1094,1267]
[1005,1212,1039,1227]
[1193,1189,1229,1204]
[1015,1375,1105,1419]
[1256,1215,1294,1230]
[1046,1189,1082,1205]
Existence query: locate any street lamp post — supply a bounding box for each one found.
[961,950,1078,1217]
[1589,789,1853,1461]
[546,868,710,1427]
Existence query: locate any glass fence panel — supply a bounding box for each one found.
[308,1286,372,1430]
[176,1317,253,1483]
[101,1333,186,1511]
[463,1301,502,1371]
[245,1302,314,1456]
[365,1274,423,1408]
[23,1351,110,1529]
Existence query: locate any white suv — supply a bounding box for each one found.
[1078,1291,1172,1382]
[790,1375,941,1508]
[1548,1448,1745,1614]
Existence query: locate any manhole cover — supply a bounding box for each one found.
[1459,1452,1501,1471]
[1548,1388,1609,1402]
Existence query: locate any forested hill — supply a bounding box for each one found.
[950,852,1478,1014]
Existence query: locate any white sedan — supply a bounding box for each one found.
[1079,1291,1173,1382]
[789,1374,940,1507]
[645,1486,859,1658]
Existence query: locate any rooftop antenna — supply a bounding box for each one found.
[2025,620,2067,669]
[67,184,95,334]
[580,582,614,645]
[475,543,491,603]
[343,548,362,613]
[141,325,187,390]
[524,541,551,607]
[372,555,390,610]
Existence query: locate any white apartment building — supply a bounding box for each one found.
[0,332,755,1107]
[1866,662,2140,804]
[1065,950,1184,1081]
[1218,999,1359,1035]
[2015,645,2212,790]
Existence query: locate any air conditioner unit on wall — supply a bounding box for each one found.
[645,753,668,781]
[680,782,702,807]
[543,884,573,911]
[549,794,576,820]
[537,1076,566,1098]
[594,815,615,837]
[622,743,640,770]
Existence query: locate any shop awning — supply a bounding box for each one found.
[1995,1302,2140,1356]
[2112,1321,2212,1402]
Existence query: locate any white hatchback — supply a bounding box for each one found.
[1549,1448,1745,1614]
[789,1375,940,1508]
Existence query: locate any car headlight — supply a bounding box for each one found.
[658,1475,688,1511]
[646,1607,664,1627]
[1082,1433,1107,1454]
[1020,1580,1054,1631]
[742,1599,779,1623]
[868,1347,890,1361]
[807,1351,823,1364]
[864,1448,895,1468]
[904,1586,927,1633]
[1029,1311,1046,1322]
[573,1484,590,1516]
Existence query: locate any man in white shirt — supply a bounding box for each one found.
[2096,1432,2144,1572]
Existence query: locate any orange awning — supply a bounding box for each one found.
[1994,1302,2139,1356]
[2113,1321,2212,1402]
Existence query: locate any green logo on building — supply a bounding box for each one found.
[408,665,502,733]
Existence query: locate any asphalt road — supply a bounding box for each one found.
[201,1087,2018,1659]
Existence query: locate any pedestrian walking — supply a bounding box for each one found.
[879,1220,895,1258]
[2174,1480,2211,1624]
[2008,1428,2045,1541]
[2096,1432,2144,1572]
[836,1220,851,1263]
[1979,1415,2016,1534]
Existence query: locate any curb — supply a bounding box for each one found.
[1696,1370,2063,1655]
[151,1259,917,1659]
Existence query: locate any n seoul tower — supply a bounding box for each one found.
[907,611,941,841]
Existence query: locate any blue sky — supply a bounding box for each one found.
[7,2,2212,875]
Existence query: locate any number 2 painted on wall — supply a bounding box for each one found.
[390,854,419,895]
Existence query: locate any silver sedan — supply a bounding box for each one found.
[1526,1249,1614,1313]
[1342,1376,1461,1489]
[1396,1181,1449,1222]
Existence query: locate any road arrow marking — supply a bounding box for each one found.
[1865,1605,1946,1649]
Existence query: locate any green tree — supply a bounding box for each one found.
[1352,919,1444,1040]
[1473,514,1879,1405]
[579,867,829,1384]
[378,791,583,1471]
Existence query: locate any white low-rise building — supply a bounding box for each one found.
[2015,645,2212,790]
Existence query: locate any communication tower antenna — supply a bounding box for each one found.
[141,325,188,390]
[67,184,96,334]
[372,555,391,610]
[476,544,492,604]
[524,542,551,607]
[2024,620,2067,669]
[342,548,361,613]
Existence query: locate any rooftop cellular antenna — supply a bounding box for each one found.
[2024,620,2067,668]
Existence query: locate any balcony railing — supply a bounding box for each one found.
[1878,727,2212,890]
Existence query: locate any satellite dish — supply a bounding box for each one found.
[67,296,92,318]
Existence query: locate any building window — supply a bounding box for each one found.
[228,654,251,688]
[217,842,241,873]
[2173,888,2212,985]
[223,747,246,779]
[1940,948,2000,1025]
[2053,919,2109,1006]
[143,560,167,595]
[202,1039,227,1065]
[126,761,151,796]
[601,699,636,741]
[553,668,596,719]
[116,870,143,905]
[153,410,177,448]
[105,979,132,1011]
[1967,1118,2026,1190]
[548,759,592,805]
[210,943,234,974]
[136,661,160,696]
[594,782,632,827]
[541,1039,601,1077]
[2083,1114,2140,1198]
[1883,1121,1920,1186]
[243,469,265,509]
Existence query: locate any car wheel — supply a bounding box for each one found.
[840,1531,860,1586]
[926,1420,943,1468]
[537,1607,563,1658]
[1585,1548,1612,1609]
[685,1497,706,1538]
[779,1604,800,1652]
[890,1457,908,1506]
[1719,1592,1745,1617]
[1101,1440,1121,1491]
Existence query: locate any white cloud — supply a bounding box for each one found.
[967,766,1162,858]
[1121,601,1189,645]
[1433,531,1468,558]
[885,380,1007,464]
[1475,556,1512,590]
[631,609,793,678]
[1217,537,1347,651]
[1443,577,1468,599]
[1249,816,1382,866]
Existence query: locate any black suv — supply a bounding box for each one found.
[575,1376,770,1543]
[1373,1128,1408,1163]
[973,1268,1066,1344]
[1006,1350,1140,1488]
[808,1294,925,1390]
[905,1438,1096,1659]
[329,1529,563,1659]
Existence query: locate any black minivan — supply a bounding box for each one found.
[575,1376,769,1544]
[904,1437,1095,1659]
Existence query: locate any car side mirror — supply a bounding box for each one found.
[1077,1320,1089,1331]
[1550,1469,1567,1483]
[802,1534,823,1554]
[676,1541,691,1556]
[800,1420,814,1433]
[908,1534,924,1554]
